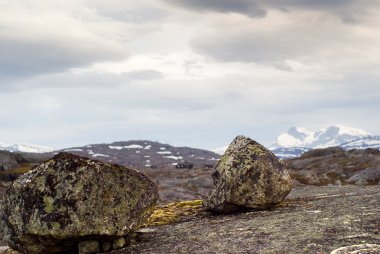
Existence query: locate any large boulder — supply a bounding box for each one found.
[204,136,293,213]
[0,152,158,254]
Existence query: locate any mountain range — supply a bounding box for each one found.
[270,125,380,159]
[59,140,220,169]
[0,125,379,164]
[0,142,53,153]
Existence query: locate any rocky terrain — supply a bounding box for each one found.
[130,146,380,204]
[143,168,213,203]
[1,185,379,254]
[287,147,380,186]
[0,136,379,254]
[0,151,51,181]
[116,185,380,254]
[1,145,380,205]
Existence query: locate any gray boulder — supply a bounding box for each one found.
[0,152,158,254]
[347,167,380,185]
[204,136,293,213]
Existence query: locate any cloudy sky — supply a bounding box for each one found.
[1,0,380,150]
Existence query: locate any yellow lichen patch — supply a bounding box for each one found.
[43,196,54,213]
[52,222,61,231]
[0,164,33,175]
[142,200,203,227]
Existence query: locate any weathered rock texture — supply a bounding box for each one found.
[204,136,293,212]
[330,244,380,254]
[2,186,380,254]
[0,152,158,254]
[113,186,380,254]
[288,147,380,186]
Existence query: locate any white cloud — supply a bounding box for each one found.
[0,0,165,78]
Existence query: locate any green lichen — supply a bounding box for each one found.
[43,196,54,214]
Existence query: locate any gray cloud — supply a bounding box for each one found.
[163,0,266,18]
[162,0,376,21]
[0,37,127,78]
[93,4,168,23]
[0,1,136,79]
[188,6,380,68]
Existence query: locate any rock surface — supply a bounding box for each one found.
[2,186,380,254]
[288,147,380,185]
[204,136,293,212]
[113,185,380,254]
[0,152,158,254]
[330,244,380,254]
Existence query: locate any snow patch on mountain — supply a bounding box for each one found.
[270,125,379,159]
[212,146,228,155]
[270,147,310,159]
[0,142,54,153]
[341,136,380,150]
[272,125,372,149]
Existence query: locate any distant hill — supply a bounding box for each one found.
[287,147,380,186]
[59,140,221,169]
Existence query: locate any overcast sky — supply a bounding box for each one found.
[1,0,380,150]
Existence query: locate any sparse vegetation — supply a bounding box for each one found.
[142,200,203,227]
[0,164,33,175]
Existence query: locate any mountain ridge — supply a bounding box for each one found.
[1,125,379,161]
[59,140,221,169]
[270,125,380,159]
[271,125,372,149]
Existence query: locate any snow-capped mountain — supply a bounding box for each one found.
[270,147,311,160]
[270,125,379,159]
[271,125,372,149]
[0,142,54,153]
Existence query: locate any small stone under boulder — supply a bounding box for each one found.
[0,152,158,254]
[204,136,293,213]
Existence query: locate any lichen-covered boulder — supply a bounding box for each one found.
[204,136,293,213]
[0,152,158,254]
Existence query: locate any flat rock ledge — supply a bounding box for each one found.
[330,244,380,253]
[112,185,380,254]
